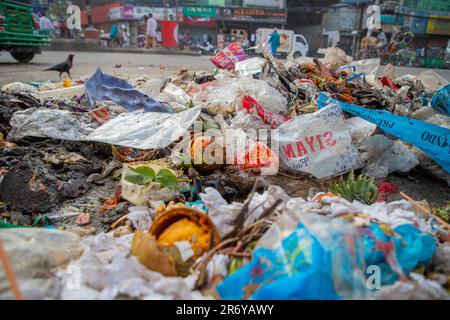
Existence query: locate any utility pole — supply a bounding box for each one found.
[352,1,368,58]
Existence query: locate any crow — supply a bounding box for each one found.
[44,54,74,79]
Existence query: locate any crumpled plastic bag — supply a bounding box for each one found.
[85,106,201,149]
[210,42,246,70]
[128,206,153,231]
[9,107,99,141]
[349,58,380,87]
[374,273,449,300]
[345,117,377,141]
[190,79,238,116]
[216,201,436,299]
[434,243,450,274]
[276,104,362,179]
[363,223,436,285]
[199,186,289,237]
[235,57,266,77]
[162,82,191,106]
[0,228,82,300]
[132,76,165,97]
[1,82,38,94]
[216,218,366,300]
[236,77,288,115]
[317,47,353,70]
[85,68,168,113]
[430,84,450,116]
[416,70,448,93]
[362,140,419,179]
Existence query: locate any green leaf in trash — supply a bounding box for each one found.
[124,173,146,185]
[125,166,156,185]
[130,166,156,179]
[202,121,219,132]
[156,169,178,188]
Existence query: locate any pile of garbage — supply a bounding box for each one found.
[0,44,449,300]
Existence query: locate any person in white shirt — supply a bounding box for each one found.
[120,25,130,48]
[145,14,157,49]
[39,12,55,37]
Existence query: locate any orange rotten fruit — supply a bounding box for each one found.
[149,207,220,258]
[190,136,226,173]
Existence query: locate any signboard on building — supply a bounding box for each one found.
[107,6,122,21]
[183,16,216,26]
[243,0,285,8]
[133,7,182,21]
[183,6,217,17]
[426,16,450,36]
[218,7,287,23]
[122,5,134,20]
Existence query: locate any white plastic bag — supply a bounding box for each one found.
[276,104,362,179]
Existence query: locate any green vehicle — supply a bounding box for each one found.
[0,0,50,62]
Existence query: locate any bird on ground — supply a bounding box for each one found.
[44,54,74,79]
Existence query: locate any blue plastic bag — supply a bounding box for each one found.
[317,93,450,173]
[363,223,436,285]
[430,84,450,116]
[216,220,436,299]
[85,68,169,113]
[216,223,343,300]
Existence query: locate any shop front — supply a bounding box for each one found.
[180,6,218,45]
[216,7,287,47]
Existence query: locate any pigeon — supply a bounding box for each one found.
[44,54,74,79]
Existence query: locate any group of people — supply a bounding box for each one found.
[109,14,158,49]
[37,11,281,55]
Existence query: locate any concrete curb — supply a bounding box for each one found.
[43,39,202,57]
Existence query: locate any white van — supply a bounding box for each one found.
[255,28,309,58]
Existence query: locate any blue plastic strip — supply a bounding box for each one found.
[317,93,450,173]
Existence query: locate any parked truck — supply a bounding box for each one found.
[0,0,50,63]
[255,28,309,58]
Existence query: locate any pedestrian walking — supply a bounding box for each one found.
[268,28,280,56]
[110,24,120,47]
[39,12,55,37]
[145,14,157,49]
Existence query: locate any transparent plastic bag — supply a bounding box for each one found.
[9,107,98,141]
[363,141,419,179]
[85,106,201,149]
[0,229,82,299]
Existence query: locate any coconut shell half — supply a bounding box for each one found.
[149,207,220,257]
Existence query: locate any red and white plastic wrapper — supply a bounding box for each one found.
[210,42,247,71]
[239,141,279,171]
[242,96,292,129]
[225,128,279,176]
[276,104,362,179]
